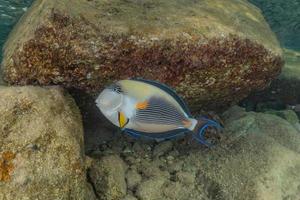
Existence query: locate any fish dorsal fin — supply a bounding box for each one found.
[131,78,192,117]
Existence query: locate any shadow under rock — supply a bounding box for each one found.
[240,78,300,114]
[69,89,118,154]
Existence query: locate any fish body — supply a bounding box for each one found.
[96,78,221,145]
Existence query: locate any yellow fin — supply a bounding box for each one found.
[135,101,149,110]
[118,112,128,128]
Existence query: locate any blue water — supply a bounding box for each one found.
[0,0,33,61]
[249,0,300,51]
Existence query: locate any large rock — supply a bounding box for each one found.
[218,106,300,199]
[1,0,283,110]
[0,86,96,200]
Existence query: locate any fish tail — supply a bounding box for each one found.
[191,117,223,146]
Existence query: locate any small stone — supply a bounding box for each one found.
[167,160,174,165]
[123,147,133,154]
[136,178,165,200]
[139,163,169,179]
[132,143,146,157]
[126,168,142,190]
[166,155,174,161]
[122,195,138,200]
[167,160,183,173]
[162,182,187,200]
[124,156,138,165]
[145,145,152,151]
[176,171,195,185]
[264,109,299,125]
[152,141,173,157]
[168,150,180,157]
[89,155,127,200]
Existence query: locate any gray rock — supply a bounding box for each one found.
[122,194,138,200]
[264,109,299,125]
[126,168,142,190]
[89,155,127,200]
[195,106,300,199]
[152,141,173,157]
[0,86,96,200]
[136,178,165,200]
[139,163,169,179]
[176,171,195,185]
[162,181,203,200]
[225,108,300,153]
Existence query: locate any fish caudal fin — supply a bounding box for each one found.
[192,117,223,146]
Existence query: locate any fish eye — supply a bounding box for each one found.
[113,86,121,93]
[108,84,122,94]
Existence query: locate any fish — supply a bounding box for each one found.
[95,78,222,146]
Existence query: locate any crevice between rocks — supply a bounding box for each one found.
[86,168,100,200]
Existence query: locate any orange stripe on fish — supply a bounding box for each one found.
[135,100,149,110]
[182,120,192,128]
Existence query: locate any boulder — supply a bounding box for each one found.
[264,109,299,125]
[0,86,96,200]
[1,0,283,110]
[216,106,300,199]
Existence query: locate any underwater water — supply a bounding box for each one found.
[0,0,300,200]
[0,0,32,61]
[249,0,300,51]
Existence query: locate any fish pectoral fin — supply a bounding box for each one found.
[118,111,129,128]
[135,100,149,110]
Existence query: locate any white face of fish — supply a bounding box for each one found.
[95,88,123,127]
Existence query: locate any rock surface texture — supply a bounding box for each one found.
[87,106,300,200]
[1,0,283,110]
[0,86,96,200]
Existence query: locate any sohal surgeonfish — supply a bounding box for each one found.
[95,78,222,146]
